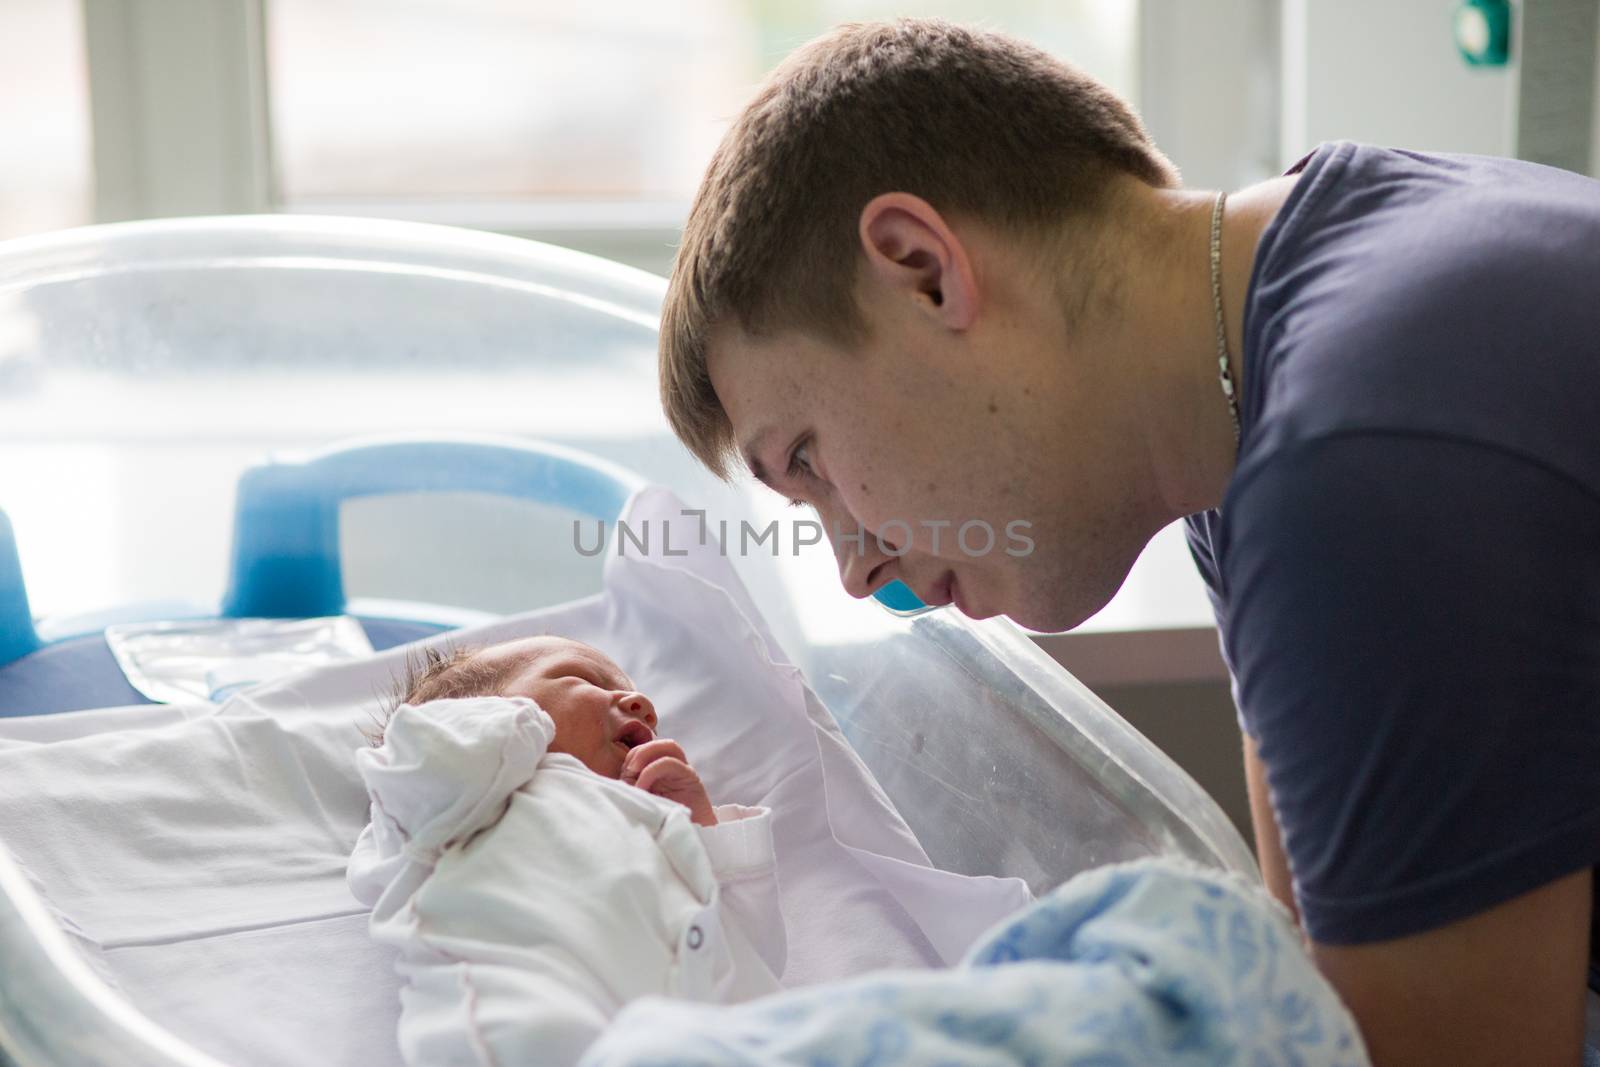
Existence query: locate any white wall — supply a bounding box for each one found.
[1281,0,1600,176]
[1282,0,1517,162]
[1140,0,1283,189]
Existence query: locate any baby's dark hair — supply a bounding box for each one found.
[362,642,523,747]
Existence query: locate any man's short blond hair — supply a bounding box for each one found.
[660,17,1178,478]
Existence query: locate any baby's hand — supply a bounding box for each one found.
[620,739,717,827]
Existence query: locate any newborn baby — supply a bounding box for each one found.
[363,635,720,824]
[348,636,787,1067]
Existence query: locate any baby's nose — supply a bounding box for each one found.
[617,691,656,729]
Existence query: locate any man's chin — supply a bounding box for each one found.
[999,595,1097,634]
[948,572,1098,632]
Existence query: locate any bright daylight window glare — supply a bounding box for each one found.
[0,0,92,240]
[268,1,1137,216]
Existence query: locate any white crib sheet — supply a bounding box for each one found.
[0,488,1031,1067]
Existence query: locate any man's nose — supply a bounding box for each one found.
[830,519,897,600]
[616,691,656,730]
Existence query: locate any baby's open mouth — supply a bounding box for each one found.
[616,721,655,750]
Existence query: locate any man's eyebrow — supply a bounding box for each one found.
[740,427,776,488]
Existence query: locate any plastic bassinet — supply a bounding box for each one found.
[0,216,1255,1067]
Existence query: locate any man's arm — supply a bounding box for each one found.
[1242,732,1298,926]
[1218,433,1600,1066]
[1247,733,1591,1066]
[1313,868,1591,1067]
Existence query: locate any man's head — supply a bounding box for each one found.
[661,18,1183,631]
[376,636,657,779]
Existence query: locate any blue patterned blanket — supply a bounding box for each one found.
[581,858,1369,1067]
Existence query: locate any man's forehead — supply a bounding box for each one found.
[706,323,837,404]
[706,327,831,478]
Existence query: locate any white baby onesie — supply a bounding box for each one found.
[347,696,787,1067]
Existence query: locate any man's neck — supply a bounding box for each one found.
[1106,174,1300,522]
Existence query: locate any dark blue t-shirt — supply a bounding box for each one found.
[1184,142,1600,959]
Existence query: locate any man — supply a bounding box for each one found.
[657,18,1600,1066]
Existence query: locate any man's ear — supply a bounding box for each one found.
[858,192,978,331]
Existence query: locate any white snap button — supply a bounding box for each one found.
[687,924,704,950]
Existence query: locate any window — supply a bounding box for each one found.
[267,0,1137,272]
[270,1,1136,203]
[0,0,92,240]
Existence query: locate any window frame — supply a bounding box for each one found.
[82,0,274,222]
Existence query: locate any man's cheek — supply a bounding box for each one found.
[870,489,949,553]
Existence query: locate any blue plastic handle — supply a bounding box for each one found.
[0,510,42,667]
[6,431,931,664]
[220,435,649,618]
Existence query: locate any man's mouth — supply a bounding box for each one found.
[616,720,655,750]
[922,571,956,608]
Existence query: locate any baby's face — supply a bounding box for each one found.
[481,636,656,779]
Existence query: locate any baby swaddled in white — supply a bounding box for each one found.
[347,635,787,1067]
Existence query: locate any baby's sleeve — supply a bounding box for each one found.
[696,804,787,986]
[348,696,554,911]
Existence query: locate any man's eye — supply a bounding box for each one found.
[786,438,814,480]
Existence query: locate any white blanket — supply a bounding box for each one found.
[349,696,786,1066]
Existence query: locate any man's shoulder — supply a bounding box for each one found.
[1253,142,1600,386]
[1244,214,1600,495]
[1276,143,1600,277]
[1233,426,1543,497]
